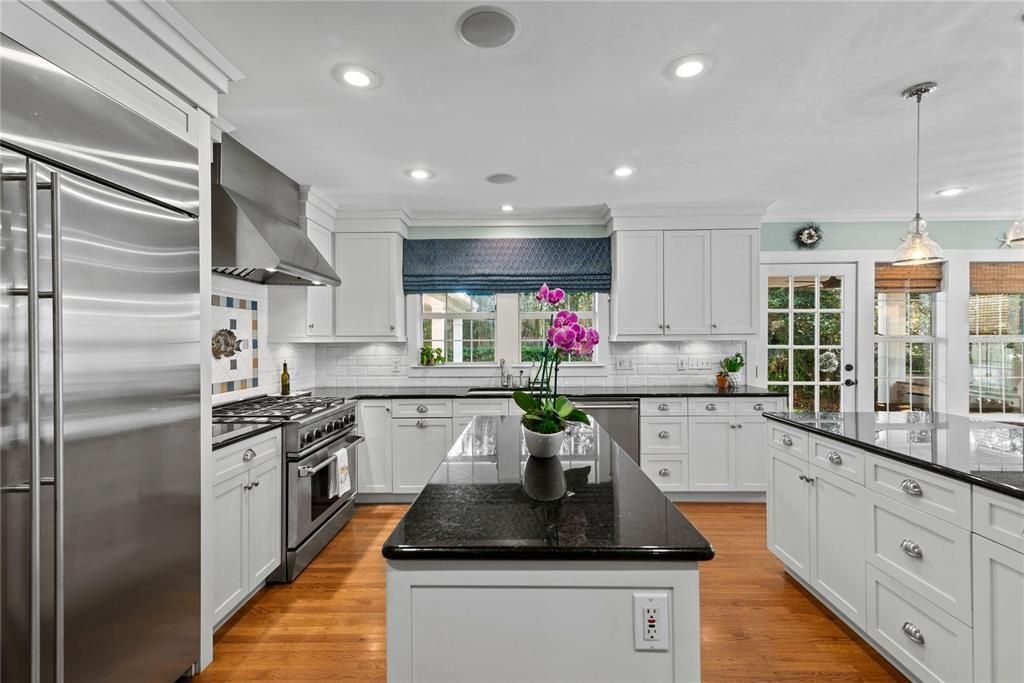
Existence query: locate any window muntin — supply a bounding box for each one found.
[969,292,1024,414]
[874,292,935,412]
[518,292,595,363]
[421,293,496,363]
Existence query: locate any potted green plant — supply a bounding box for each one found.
[511,283,600,458]
[419,346,445,366]
[720,352,745,389]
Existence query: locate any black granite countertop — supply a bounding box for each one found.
[382,415,715,561]
[764,411,1024,500]
[212,421,282,451]
[307,384,782,400]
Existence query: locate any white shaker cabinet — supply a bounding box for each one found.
[733,415,768,491]
[268,208,336,341]
[358,400,393,494]
[392,418,453,494]
[610,231,665,336]
[210,470,248,625]
[334,233,405,340]
[808,464,866,629]
[688,416,733,492]
[973,535,1024,682]
[246,456,282,588]
[663,230,711,334]
[709,229,758,334]
[304,222,335,336]
[767,447,811,580]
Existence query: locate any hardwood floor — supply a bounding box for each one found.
[197,503,904,682]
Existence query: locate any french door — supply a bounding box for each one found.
[761,264,858,412]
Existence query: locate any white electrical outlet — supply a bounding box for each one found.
[676,357,689,371]
[633,592,670,651]
[698,358,712,370]
[391,358,402,373]
[615,357,634,371]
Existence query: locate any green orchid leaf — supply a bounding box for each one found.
[565,409,590,424]
[513,390,542,414]
[554,395,574,418]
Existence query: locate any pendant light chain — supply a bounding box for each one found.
[915,92,921,219]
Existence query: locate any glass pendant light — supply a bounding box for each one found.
[1006,219,1024,248]
[892,82,946,266]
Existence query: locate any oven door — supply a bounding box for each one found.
[286,431,364,548]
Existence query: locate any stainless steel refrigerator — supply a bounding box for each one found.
[1,35,201,682]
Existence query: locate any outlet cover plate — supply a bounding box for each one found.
[633,592,670,651]
[615,357,634,371]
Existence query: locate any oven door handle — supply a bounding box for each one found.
[296,436,365,477]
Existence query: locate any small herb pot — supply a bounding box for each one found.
[715,374,729,390]
[522,424,565,459]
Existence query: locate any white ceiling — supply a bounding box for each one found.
[174,1,1024,220]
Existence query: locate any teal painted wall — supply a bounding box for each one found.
[762,220,1016,251]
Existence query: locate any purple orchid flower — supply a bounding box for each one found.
[546,287,565,305]
[536,283,550,302]
[586,327,600,344]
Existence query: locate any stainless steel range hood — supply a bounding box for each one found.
[212,134,340,286]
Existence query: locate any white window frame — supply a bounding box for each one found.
[420,293,498,365]
[873,291,936,412]
[968,291,1024,417]
[516,291,598,366]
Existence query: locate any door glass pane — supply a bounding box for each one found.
[764,273,848,412]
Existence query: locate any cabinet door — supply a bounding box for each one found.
[392,418,453,494]
[246,457,281,591]
[768,448,810,579]
[305,222,334,336]
[358,400,393,493]
[663,230,711,334]
[710,229,758,334]
[335,233,401,337]
[809,464,866,629]
[734,416,767,491]
[688,416,733,491]
[611,231,664,336]
[973,534,1024,683]
[211,471,248,624]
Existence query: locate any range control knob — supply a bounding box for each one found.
[324,422,333,433]
[334,419,343,430]
[313,428,322,440]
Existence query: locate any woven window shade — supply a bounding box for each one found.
[970,262,1024,295]
[875,262,943,293]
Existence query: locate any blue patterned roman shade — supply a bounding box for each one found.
[403,238,611,293]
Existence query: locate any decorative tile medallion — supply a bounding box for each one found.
[211,294,258,394]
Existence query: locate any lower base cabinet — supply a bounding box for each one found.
[358,400,393,493]
[767,447,810,577]
[809,465,865,629]
[972,534,1024,682]
[392,418,453,494]
[210,432,282,626]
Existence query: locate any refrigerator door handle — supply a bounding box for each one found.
[51,169,66,683]
[25,159,42,683]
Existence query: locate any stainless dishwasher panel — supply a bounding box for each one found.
[571,400,640,463]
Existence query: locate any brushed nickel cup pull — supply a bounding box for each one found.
[658,430,670,439]
[658,468,671,477]
[416,419,428,428]
[781,434,793,447]
[416,404,429,413]
[753,403,764,411]
[705,403,717,411]
[900,479,923,497]
[242,448,256,462]
[826,451,843,465]
[901,622,925,645]
[252,480,260,488]
[900,538,923,559]
[657,403,669,411]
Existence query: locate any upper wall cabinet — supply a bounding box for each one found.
[334,233,406,340]
[610,228,759,339]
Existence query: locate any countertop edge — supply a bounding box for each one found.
[342,388,783,400]
[763,413,1024,501]
[381,546,716,562]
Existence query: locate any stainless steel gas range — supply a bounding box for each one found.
[212,394,363,581]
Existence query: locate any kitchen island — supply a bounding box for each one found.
[763,411,1024,683]
[383,415,714,683]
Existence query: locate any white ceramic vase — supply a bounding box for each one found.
[522,424,565,459]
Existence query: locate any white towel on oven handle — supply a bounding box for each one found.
[335,446,351,498]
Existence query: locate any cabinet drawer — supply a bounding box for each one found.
[768,422,806,457]
[865,455,971,529]
[735,396,785,416]
[391,399,453,418]
[641,417,688,454]
[866,490,972,625]
[688,398,734,415]
[810,435,865,484]
[213,429,281,486]
[640,398,686,416]
[973,487,1024,554]
[452,398,508,417]
[641,457,687,491]
[865,564,973,683]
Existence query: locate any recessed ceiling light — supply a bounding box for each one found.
[406,168,435,181]
[935,186,969,197]
[612,166,635,178]
[486,173,517,184]
[458,6,519,48]
[668,54,714,79]
[501,204,514,212]
[331,64,380,89]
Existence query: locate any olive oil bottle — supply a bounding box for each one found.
[281,362,290,395]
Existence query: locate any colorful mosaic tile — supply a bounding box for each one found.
[211,294,259,395]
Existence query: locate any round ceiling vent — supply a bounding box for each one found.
[485,173,518,184]
[458,6,518,48]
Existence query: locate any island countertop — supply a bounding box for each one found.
[382,415,715,561]
[764,411,1024,500]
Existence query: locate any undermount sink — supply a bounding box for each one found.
[466,387,516,396]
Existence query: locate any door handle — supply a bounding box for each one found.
[826,451,843,465]
[900,538,923,559]
[657,403,669,411]
[843,379,857,386]
[901,622,925,645]
[900,479,923,497]
[416,419,428,428]
[780,434,793,446]
[753,403,764,411]
[658,468,671,477]
[658,430,670,439]
[705,403,717,411]
[416,404,429,413]
[242,448,256,462]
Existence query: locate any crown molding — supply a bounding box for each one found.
[334,209,411,237]
[606,201,773,231]
[764,209,1022,223]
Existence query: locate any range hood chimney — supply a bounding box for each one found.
[212,134,340,286]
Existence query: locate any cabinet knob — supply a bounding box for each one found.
[242,448,256,462]
[798,474,815,484]
[899,478,923,497]
[416,419,428,428]
[252,479,260,488]
[753,403,764,411]
[657,403,669,411]
[389,325,395,331]
[900,538,923,559]
[243,483,252,491]
[658,323,664,330]
[712,323,718,329]
[309,323,315,329]
[705,403,717,411]
[658,430,670,439]
[416,405,429,413]
[665,324,671,330]
[780,434,793,447]
[826,451,843,465]
[658,468,671,477]
[901,622,925,645]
